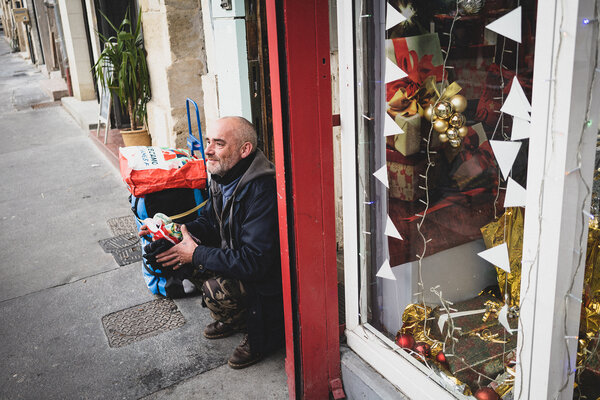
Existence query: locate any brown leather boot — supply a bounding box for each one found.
[203,321,238,339]
[228,334,263,369]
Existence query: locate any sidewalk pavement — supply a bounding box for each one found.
[0,38,287,399]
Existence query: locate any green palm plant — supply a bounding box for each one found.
[93,10,151,131]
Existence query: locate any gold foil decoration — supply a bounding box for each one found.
[399,303,444,355]
[482,299,504,322]
[480,208,525,308]
[400,303,433,334]
[471,330,510,344]
[577,223,600,370]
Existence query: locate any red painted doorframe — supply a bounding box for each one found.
[265,0,341,398]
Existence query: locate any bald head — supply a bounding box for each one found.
[205,116,258,176]
[216,116,258,152]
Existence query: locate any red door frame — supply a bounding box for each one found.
[265,0,341,398]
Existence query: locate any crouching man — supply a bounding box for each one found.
[153,116,284,369]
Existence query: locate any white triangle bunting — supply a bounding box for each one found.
[478,242,511,273]
[386,3,407,30]
[500,83,531,121]
[486,6,522,43]
[490,140,521,180]
[385,215,403,240]
[504,177,527,208]
[384,112,405,136]
[498,304,517,334]
[385,58,408,83]
[510,77,532,112]
[373,165,389,188]
[511,116,531,141]
[376,259,396,280]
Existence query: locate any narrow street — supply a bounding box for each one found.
[0,39,286,399]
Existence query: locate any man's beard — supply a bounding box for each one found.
[207,158,233,176]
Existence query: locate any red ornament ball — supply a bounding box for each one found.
[474,387,500,400]
[414,342,431,357]
[436,351,448,364]
[395,333,415,350]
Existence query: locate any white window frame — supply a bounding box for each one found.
[337,0,600,399]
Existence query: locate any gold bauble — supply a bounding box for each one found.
[449,113,466,128]
[423,105,436,122]
[446,128,459,139]
[458,126,468,137]
[438,133,449,143]
[450,95,467,113]
[433,119,449,133]
[434,101,454,119]
[449,138,461,148]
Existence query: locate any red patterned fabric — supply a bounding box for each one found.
[475,64,532,128]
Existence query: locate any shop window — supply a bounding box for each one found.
[354,0,535,397]
[343,0,600,398]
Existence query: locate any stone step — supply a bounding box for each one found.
[61,96,99,131]
[40,77,69,101]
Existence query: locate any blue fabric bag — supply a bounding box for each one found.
[130,188,206,298]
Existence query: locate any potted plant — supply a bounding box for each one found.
[93,10,151,146]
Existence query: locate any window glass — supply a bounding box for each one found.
[576,142,600,398]
[354,0,538,396]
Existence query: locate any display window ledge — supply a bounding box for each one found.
[346,325,472,400]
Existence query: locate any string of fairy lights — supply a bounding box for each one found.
[354,0,600,398]
[557,1,599,396]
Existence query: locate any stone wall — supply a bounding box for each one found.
[140,0,208,148]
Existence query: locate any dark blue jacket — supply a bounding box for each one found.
[185,150,284,354]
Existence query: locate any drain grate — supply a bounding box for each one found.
[98,232,139,253]
[107,215,137,236]
[102,216,142,266]
[111,245,143,266]
[102,298,186,348]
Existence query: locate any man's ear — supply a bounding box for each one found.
[240,142,253,158]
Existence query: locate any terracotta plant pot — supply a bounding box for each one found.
[121,128,151,146]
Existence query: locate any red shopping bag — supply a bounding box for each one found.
[119,146,207,196]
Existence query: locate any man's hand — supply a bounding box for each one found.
[138,224,151,237]
[156,225,198,269]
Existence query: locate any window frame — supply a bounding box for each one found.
[337,0,600,398]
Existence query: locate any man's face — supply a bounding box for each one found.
[205,120,243,176]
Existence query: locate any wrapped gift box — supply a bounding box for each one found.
[430,294,517,392]
[386,113,422,156]
[386,148,426,201]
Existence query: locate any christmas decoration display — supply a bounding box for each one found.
[385,34,445,156]
[367,0,590,398]
[396,294,518,393]
[414,342,431,357]
[480,208,524,308]
[395,333,416,350]
[425,93,469,148]
[576,221,600,379]
[459,0,485,15]
[435,351,448,366]
[473,387,500,400]
[386,149,428,201]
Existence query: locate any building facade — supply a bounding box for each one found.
[6,0,599,398]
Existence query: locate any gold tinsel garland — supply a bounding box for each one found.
[396,208,600,393]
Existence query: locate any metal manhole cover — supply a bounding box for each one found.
[98,233,140,253]
[112,245,142,266]
[107,215,137,236]
[102,299,186,348]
